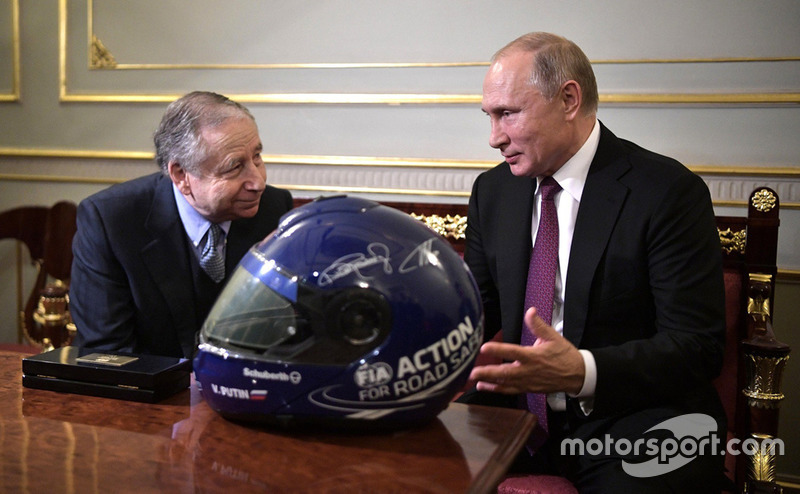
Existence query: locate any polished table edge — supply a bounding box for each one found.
[0,350,536,493]
[467,406,538,494]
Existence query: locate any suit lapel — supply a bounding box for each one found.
[226,215,260,275]
[497,172,536,344]
[564,124,630,346]
[140,176,198,343]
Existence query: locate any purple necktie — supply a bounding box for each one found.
[521,176,561,446]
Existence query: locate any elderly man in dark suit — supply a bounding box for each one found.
[463,33,727,492]
[70,91,293,359]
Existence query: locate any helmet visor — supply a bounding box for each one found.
[201,257,315,358]
[200,248,390,364]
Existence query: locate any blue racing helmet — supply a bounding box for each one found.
[194,196,484,430]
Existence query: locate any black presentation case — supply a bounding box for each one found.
[22,346,191,403]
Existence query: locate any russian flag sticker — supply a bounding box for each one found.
[250,390,268,401]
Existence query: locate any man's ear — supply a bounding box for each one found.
[560,80,583,120]
[168,161,191,195]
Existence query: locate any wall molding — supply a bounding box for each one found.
[0,0,20,103]
[2,146,799,175]
[94,56,800,71]
[55,0,800,106]
[4,171,797,208]
[1,148,799,208]
[779,270,800,283]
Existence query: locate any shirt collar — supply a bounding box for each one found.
[172,183,231,247]
[543,119,600,203]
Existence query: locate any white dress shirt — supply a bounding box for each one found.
[172,184,231,261]
[530,120,600,414]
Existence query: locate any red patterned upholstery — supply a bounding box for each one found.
[715,269,745,485]
[498,474,579,494]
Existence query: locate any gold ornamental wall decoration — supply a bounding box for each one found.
[90,35,116,69]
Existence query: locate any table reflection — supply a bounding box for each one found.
[2,351,533,493]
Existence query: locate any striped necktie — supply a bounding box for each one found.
[199,223,225,283]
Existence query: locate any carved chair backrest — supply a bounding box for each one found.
[0,201,77,349]
[714,187,788,492]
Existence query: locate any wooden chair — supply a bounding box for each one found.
[301,187,789,493]
[715,186,789,493]
[292,198,469,254]
[0,201,78,351]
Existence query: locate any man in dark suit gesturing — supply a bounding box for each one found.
[70,91,293,359]
[464,33,727,491]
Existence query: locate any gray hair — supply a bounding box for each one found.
[493,32,598,116]
[153,91,256,175]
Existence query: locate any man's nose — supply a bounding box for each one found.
[242,160,266,190]
[488,120,508,149]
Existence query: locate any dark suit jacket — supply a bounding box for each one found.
[465,123,726,427]
[70,172,293,358]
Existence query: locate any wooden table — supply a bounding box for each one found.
[0,351,535,493]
